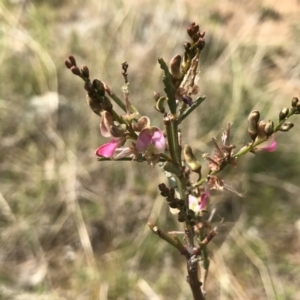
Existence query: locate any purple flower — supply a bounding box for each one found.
[135,127,166,155]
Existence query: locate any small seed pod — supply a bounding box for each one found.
[169,55,182,79]
[279,108,289,121]
[248,110,260,141]
[264,120,274,136]
[280,122,294,132]
[256,120,267,139]
[183,145,201,175]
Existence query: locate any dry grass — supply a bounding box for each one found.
[1,0,300,299]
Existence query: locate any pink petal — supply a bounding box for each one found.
[151,128,166,153]
[136,116,151,131]
[199,190,210,211]
[256,135,277,152]
[189,195,199,212]
[100,111,113,137]
[95,139,119,157]
[136,127,166,154]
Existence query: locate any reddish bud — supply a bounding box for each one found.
[81,65,89,78]
[71,66,80,76]
[68,55,76,66]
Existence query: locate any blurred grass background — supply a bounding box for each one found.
[1,0,300,299]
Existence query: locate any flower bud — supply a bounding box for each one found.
[169,201,178,209]
[65,59,72,69]
[280,122,294,132]
[291,97,299,107]
[93,79,105,96]
[187,22,199,39]
[153,92,160,101]
[177,210,186,222]
[71,66,80,76]
[81,65,89,78]
[158,183,168,193]
[132,116,150,131]
[169,55,182,79]
[102,96,113,111]
[86,94,103,116]
[295,102,300,114]
[279,108,289,121]
[182,95,193,106]
[183,145,201,175]
[264,120,274,136]
[195,37,205,50]
[110,123,126,138]
[248,110,260,141]
[65,55,76,69]
[68,55,76,66]
[257,120,267,139]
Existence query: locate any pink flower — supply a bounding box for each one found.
[189,191,210,213]
[135,127,166,155]
[96,111,128,158]
[96,114,166,160]
[255,134,277,152]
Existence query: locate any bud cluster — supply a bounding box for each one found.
[65,55,113,116]
[158,183,197,225]
[186,22,206,51]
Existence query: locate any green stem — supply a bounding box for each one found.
[165,117,181,165]
[97,157,166,162]
[107,91,127,112]
[199,228,210,276]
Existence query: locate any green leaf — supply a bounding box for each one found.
[158,58,177,114]
[178,95,206,123]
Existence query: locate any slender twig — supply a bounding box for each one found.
[148,222,188,255]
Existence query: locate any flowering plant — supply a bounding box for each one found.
[65,22,300,299]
